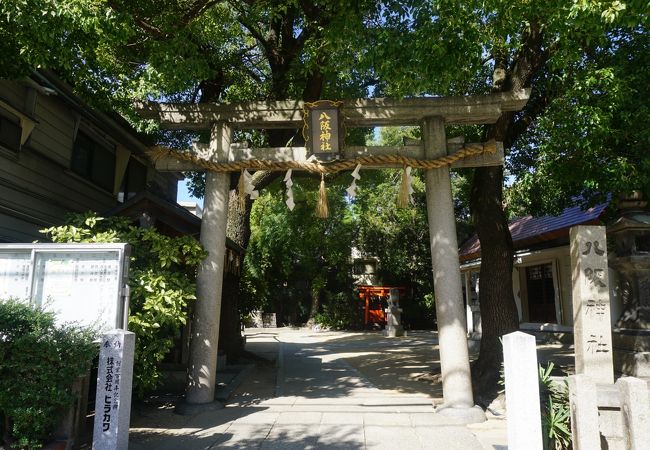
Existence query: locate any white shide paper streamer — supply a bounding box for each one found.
[243,169,259,200]
[346,164,362,199]
[284,169,295,210]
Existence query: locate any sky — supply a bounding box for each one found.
[177,179,203,207]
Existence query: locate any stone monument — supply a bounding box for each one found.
[570,225,614,384]
[609,192,650,329]
[93,329,135,450]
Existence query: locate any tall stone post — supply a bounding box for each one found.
[422,116,485,423]
[570,225,614,384]
[181,122,231,411]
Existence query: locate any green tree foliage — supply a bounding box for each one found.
[363,2,649,214]
[241,124,475,330]
[1,0,252,109]
[42,213,207,396]
[1,0,378,114]
[242,169,456,330]
[349,127,473,327]
[0,300,97,450]
[352,169,435,327]
[242,176,355,324]
[312,292,362,330]
[509,28,650,215]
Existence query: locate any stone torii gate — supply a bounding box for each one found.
[136,89,530,422]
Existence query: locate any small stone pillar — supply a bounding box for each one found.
[93,330,135,450]
[616,377,650,449]
[184,122,231,408]
[502,331,543,450]
[570,225,614,384]
[385,287,404,337]
[422,116,485,423]
[567,374,601,450]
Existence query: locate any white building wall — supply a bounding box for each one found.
[461,245,624,330]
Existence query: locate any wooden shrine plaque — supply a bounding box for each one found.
[305,101,342,160]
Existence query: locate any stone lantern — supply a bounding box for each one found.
[609,191,650,329]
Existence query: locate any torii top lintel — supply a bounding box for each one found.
[135,89,530,130]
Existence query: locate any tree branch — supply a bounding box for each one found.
[506,21,548,92]
[107,1,165,37]
[486,20,551,143]
[238,15,275,65]
[505,85,554,147]
[181,0,223,25]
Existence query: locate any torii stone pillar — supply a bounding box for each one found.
[423,116,485,423]
[179,122,231,412]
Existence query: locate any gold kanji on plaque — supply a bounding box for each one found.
[303,100,342,160]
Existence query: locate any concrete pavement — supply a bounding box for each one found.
[129,328,510,449]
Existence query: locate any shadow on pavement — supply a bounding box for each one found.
[130,405,270,449]
[278,331,446,400]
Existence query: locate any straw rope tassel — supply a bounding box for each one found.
[397,167,411,208]
[316,173,329,218]
[238,169,246,209]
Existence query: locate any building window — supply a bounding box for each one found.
[0,110,21,153]
[525,263,556,323]
[71,131,116,192]
[118,158,148,202]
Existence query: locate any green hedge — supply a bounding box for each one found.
[0,299,97,450]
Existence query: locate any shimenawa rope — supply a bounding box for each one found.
[147,140,497,174]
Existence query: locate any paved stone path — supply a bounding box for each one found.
[129,328,507,449]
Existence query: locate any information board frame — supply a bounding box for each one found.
[0,243,131,330]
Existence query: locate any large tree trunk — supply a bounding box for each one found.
[307,285,321,326]
[219,171,280,360]
[470,165,519,403]
[470,21,549,402]
[218,185,251,362]
[220,270,245,360]
[213,4,327,355]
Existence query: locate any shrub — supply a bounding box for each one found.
[539,362,571,450]
[313,292,361,330]
[0,299,97,450]
[42,212,207,396]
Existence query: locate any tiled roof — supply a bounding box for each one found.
[459,202,608,262]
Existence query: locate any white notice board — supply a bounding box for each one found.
[0,252,31,299]
[0,244,131,332]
